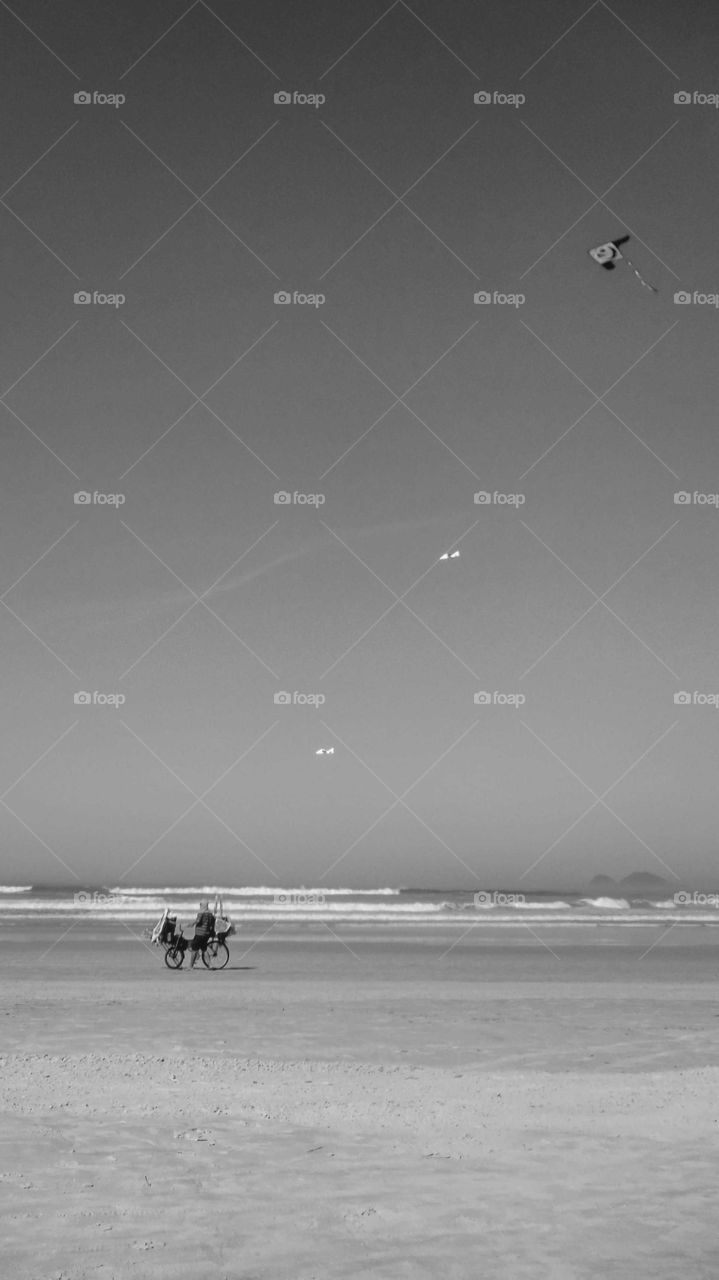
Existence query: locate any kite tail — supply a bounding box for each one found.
[624,256,658,292]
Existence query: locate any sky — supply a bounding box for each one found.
[1,0,719,890]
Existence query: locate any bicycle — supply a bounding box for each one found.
[163,933,230,970]
[202,936,230,970]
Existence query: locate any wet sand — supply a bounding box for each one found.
[2,926,719,1278]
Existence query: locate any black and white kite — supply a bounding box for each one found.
[439,549,460,561]
[588,235,657,292]
[315,747,334,755]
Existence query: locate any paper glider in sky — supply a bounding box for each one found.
[588,235,658,292]
[439,550,460,560]
[315,747,334,755]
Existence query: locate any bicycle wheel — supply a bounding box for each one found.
[164,943,185,969]
[202,940,229,970]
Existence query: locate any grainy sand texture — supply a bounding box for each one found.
[2,928,719,1279]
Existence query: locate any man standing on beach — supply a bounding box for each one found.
[188,899,215,968]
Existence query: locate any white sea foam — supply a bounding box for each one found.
[108,885,402,896]
[579,898,631,909]
[512,899,572,909]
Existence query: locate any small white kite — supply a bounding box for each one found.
[316,747,335,755]
[439,550,460,561]
[588,235,657,292]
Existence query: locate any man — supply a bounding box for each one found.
[188,899,215,968]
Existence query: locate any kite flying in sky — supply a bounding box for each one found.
[588,235,658,292]
[439,550,460,561]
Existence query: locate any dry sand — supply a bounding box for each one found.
[2,928,719,1278]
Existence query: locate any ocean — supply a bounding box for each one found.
[1,883,717,930]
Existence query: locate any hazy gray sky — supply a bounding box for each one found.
[2,0,719,888]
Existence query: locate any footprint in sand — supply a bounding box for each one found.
[174,1128,215,1144]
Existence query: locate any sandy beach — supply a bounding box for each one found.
[1,926,718,1278]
